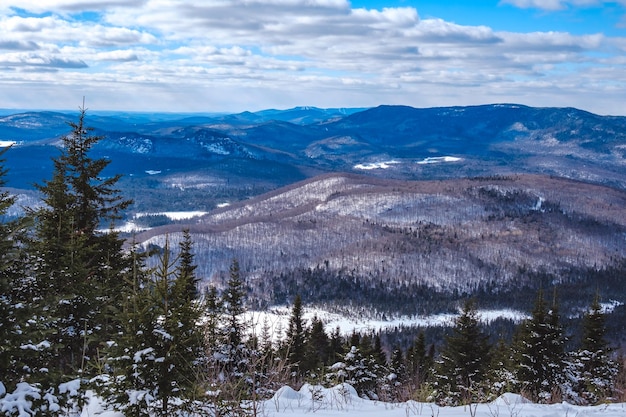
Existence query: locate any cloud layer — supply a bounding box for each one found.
[0,0,625,114]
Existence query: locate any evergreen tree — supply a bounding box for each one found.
[175,229,199,301]
[302,315,329,373]
[203,285,223,354]
[0,147,29,391]
[101,237,204,416]
[372,334,387,367]
[389,347,405,383]
[326,345,379,398]
[513,289,566,402]
[485,338,517,399]
[286,294,306,375]
[328,326,344,364]
[406,331,433,387]
[383,346,406,401]
[219,259,248,376]
[570,294,617,404]
[27,106,131,384]
[433,299,491,405]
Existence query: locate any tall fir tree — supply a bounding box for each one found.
[24,106,131,404]
[219,259,248,374]
[0,147,30,391]
[302,315,329,373]
[101,236,205,416]
[433,299,491,405]
[286,294,306,375]
[175,229,199,301]
[569,293,617,404]
[406,331,433,388]
[485,337,517,399]
[513,289,566,402]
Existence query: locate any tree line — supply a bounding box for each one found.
[0,110,624,416]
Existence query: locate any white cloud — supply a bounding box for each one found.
[0,1,148,14]
[0,0,624,114]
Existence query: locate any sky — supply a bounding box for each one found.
[1,0,625,114]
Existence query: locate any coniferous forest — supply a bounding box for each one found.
[1,110,626,416]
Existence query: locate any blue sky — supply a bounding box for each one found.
[1,0,625,114]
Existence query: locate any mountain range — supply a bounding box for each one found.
[2,104,626,337]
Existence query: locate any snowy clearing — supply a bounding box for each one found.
[57,383,626,417]
[246,307,527,339]
[417,156,462,164]
[354,160,401,170]
[135,211,208,221]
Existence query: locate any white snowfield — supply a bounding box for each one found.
[78,383,626,417]
[3,381,625,417]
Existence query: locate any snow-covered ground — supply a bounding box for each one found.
[105,211,209,233]
[353,156,463,170]
[354,160,401,170]
[417,156,463,164]
[76,383,626,417]
[246,307,527,339]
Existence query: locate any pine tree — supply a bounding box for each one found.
[327,345,379,398]
[219,259,248,376]
[101,236,205,416]
[175,229,199,301]
[27,105,131,384]
[286,294,306,375]
[433,299,491,405]
[389,347,405,383]
[485,338,516,399]
[0,147,29,391]
[407,331,433,387]
[513,289,566,402]
[372,334,387,367]
[203,285,222,351]
[570,294,617,404]
[302,315,329,374]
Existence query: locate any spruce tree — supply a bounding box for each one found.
[407,331,433,387]
[327,345,378,398]
[570,294,617,404]
[433,299,490,405]
[302,315,329,373]
[101,236,204,416]
[513,289,566,402]
[219,259,247,375]
[286,294,306,375]
[175,229,199,301]
[0,147,29,391]
[27,105,131,384]
[485,338,516,399]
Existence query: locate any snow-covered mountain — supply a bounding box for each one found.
[133,172,626,331]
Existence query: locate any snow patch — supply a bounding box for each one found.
[246,307,526,340]
[136,211,207,221]
[417,156,462,164]
[354,160,400,170]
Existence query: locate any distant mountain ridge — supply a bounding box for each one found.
[2,103,625,208]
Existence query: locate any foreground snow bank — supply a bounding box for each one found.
[262,384,626,417]
[3,382,626,417]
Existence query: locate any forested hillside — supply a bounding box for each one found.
[135,173,626,325]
